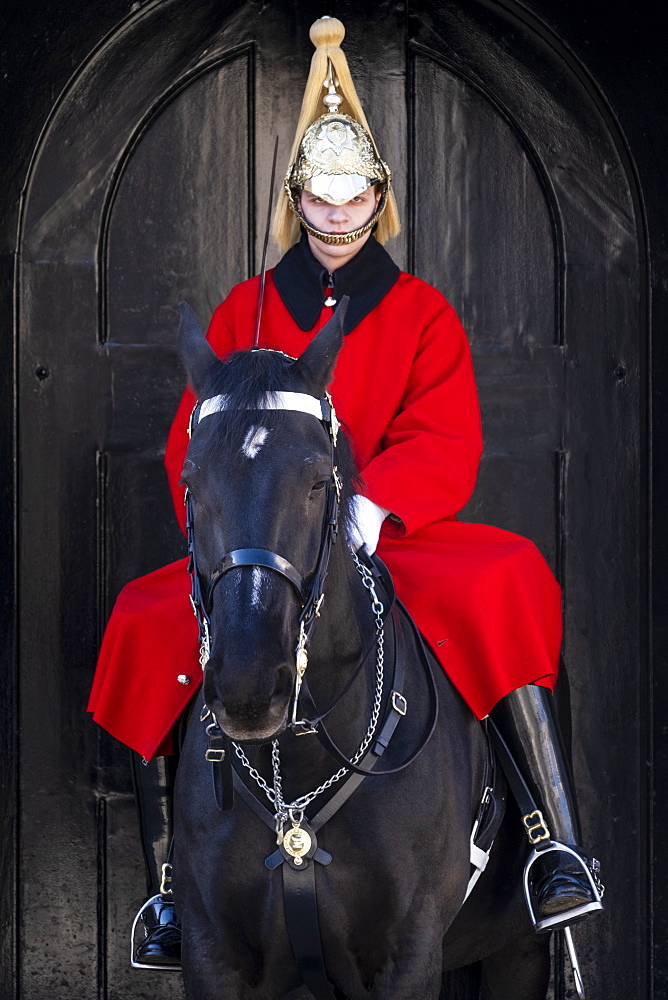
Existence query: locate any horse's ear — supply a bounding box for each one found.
[177,301,220,396]
[293,295,349,393]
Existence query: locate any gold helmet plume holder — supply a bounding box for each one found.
[323,58,342,112]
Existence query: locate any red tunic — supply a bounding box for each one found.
[88,267,561,760]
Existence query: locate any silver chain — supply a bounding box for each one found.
[589,857,605,898]
[198,619,210,671]
[233,553,385,838]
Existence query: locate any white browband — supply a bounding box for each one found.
[199,392,324,422]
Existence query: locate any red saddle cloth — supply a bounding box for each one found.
[87,270,561,760]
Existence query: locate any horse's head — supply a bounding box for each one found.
[178,300,355,742]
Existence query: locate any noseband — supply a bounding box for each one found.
[185,385,342,727]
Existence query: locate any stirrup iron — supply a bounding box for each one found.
[523,840,604,933]
[130,894,182,972]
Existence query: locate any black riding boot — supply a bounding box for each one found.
[490,685,603,932]
[130,752,182,969]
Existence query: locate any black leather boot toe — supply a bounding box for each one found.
[130,752,182,969]
[529,849,601,928]
[134,898,182,967]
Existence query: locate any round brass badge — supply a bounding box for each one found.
[283,824,312,860]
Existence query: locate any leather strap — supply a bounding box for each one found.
[227,640,415,1000]
[367,550,396,610]
[487,719,539,819]
[310,602,439,777]
[463,727,507,902]
[232,768,274,830]
[229,772,332,869]
[207,729,234,811]
[281,861,336,1000]
[307,627,404,831]
[291,553,395,732]
[209,549,307,604]
[472,727,507,855]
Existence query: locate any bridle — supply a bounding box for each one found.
[185,372,439,774]
[185,383,343,731]
[183,373,442,1000]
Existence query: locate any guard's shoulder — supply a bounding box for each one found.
[393,270,456,312]
[209,274,264,326]
[220,273,263,305]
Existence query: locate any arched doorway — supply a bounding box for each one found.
[16,1,644,995]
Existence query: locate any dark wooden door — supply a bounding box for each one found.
[16,1,644,997]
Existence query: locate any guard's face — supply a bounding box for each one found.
[298,185,381,237]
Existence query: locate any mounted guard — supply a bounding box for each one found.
[88,15,602,991]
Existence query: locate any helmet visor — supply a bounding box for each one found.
[301,173,375,205]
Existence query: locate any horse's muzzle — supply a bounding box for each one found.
[203,662,294,743]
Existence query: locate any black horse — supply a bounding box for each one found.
[173,302,551,999]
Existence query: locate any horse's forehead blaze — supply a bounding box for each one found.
[241,425,269,460]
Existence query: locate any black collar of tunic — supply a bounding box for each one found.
[273,233,400,335]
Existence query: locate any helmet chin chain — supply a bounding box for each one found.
[286,183,389,247]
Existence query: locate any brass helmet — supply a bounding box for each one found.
[272,17,400,252]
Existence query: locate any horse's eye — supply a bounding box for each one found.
[311,479,328,494]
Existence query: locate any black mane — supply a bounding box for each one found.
[199,348,296,413]
[193,347,362,532]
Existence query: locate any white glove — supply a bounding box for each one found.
[347,495,390,556]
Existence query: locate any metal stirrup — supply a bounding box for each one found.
[130,894,182,972]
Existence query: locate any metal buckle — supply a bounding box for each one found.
[325,391,339,445]
[332,466,342,501]
[292,720,318,736]
[522,809,551,844]
[205,747,226,762]
[160,862,173,896]
[391,691,407,716]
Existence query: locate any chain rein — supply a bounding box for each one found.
[233,552,385,841]
[185,391,399,841]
